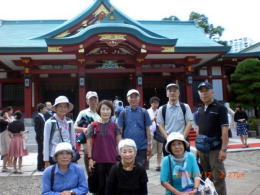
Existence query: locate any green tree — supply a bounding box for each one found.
[231,59,260,116]
[189,12,224,41]
[162,15,180,21]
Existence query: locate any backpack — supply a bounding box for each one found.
[121,107,147,138]
[162,102,186,124]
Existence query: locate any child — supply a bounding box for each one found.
[8,111,28,174]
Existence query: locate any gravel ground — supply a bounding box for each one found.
[0,150,260,195]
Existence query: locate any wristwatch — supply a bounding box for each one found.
[88,157,93,160]
[221,148,227,152]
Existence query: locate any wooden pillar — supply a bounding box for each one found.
[0,83,2,108]
[24,74,32,118]
[77,57,86,111]
[22,58,33,118]
[185,64,194,109]
[135,62,143,106]
[222,65,229,100]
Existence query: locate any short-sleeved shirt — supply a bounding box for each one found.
[198,100,228,138]
[157,102,193,134]
[147,107,158,136]
[8,120,25,134]
[117,106,152,150]
[87,121,121,163]
[160,152,200,194]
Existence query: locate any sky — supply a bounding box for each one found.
[0,0,259,43]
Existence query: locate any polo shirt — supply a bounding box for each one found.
[117,106,152,150]
[157,102,193,134]
[198,100,228,138]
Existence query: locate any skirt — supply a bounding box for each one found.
[8,134,28,158]
[237,122,248,136]
[0,130,10,156]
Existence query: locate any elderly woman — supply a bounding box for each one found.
[43,96,76,168]
[160,132,201,195]
[42,142,88,195]
[106,139,148,195]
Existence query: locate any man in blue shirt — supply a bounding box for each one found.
[117,89,152,168]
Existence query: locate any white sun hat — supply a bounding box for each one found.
[54,142,73,156]
[52,96,74,112]
[127,89,140,97]
[165,132,189,153]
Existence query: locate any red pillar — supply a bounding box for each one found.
[24,77,32,118]
[78,63,86,111]
[135,63,143,106]
[222,65,229,100]
[0,83,2,108]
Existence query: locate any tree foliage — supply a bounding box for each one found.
[189,12,224,41]
[162,15,180,21]
[231,59,260,112]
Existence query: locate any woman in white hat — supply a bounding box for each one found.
[160,132,201,195]
[42,142,88,195]
[43,96,76,168]
[106,138,148,195]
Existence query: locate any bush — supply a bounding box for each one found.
[248,117,260,131]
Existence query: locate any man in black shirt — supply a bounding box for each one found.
[197,82,229,195]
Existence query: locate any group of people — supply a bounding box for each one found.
[0,107,28,174]
[1,80,250,195]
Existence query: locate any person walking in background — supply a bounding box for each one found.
[157,83,193,156]
[234,105,249,147]
[117,89,152,168]
[196,81,229,195]
[86,100,121,195]
[44,102,54,121]
[0,110,12,172]
[106,139,148,195]
[43,96,75,167]
[147,96,162,171]
[8,111,28,174]
[160,133,201,194]
[42,142,88,195]
[74,91,101,172]
[34,103,47,171]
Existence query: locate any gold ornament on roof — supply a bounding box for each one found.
[78,44,85,53]
[54,30,70,38]
[93,4,110,16]
[81,20,88,27]
[161,46,175,53]
[48,46,63,53]
[99,34,127,41]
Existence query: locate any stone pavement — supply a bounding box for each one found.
[1,135,260,194]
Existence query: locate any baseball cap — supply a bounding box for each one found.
[166,83,179,90]
[127,89,140,97]
[86,91,98,100]
[198,82,213,90]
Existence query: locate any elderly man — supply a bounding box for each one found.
[196,81,229,195]
[74,91,101,172]
[117,89,152,168]
[157,83,193,155]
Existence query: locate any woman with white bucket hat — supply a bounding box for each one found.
[43,96,76,168]
[160,132,201,194]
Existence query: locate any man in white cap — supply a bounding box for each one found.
[157,83,193,156]
[117,89,152,168]
[74,91,101,171]
[43,96,75,168]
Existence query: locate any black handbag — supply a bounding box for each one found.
[153,125,166,143]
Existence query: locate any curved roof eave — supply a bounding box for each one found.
[33,0,167,40]
[45,23,177,46]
